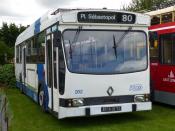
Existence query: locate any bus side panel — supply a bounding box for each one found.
[155,65,175,93]
[17,64,38,102]
[26,64,38,91]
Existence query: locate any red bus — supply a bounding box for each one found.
[146,6,175,105]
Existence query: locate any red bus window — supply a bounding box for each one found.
[149,32,159,61]
[160,33,175,64]
[161,12,172,23]
[151,16,160,25]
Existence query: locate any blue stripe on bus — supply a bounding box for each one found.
[37,64,49,111]
[37,64,44,81]
[34,18,41,35]
[16,81,38,103]
[16,81,22,89]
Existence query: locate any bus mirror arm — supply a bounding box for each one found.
[53,30,62,47]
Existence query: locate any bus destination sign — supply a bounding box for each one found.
[77,11,136,24]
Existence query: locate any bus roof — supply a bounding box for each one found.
[15,8,150,46]
[145,5,175,16]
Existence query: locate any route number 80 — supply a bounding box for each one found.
[122,15,133,22]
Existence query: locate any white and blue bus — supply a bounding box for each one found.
[15,8,151,119]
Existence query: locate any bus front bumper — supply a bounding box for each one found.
[58,102,152,119]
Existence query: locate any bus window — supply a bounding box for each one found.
[46,38,52,88]
[58,43,65,95]
[161,12,172,23]
[36,32,45,63]
[31,40,37,63]
[63,30,147,74]
[161,34,173,64]
[151,15,160,25]
[53,47,57,89]
[26,40,31,62]
[26,39,37,63]
[19,45,22,63]
[16,46,20,63]
[149,32,159,61]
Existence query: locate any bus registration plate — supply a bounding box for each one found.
[101,106,121,112]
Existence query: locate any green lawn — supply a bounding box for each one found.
[4,88,175,131]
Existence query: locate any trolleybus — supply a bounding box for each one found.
[147,6,175,105]
[15,8,151,119]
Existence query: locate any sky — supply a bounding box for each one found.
[0,0,131,27]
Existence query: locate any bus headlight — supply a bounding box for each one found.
[134,95,145,102]
[72,98,84,107]
[134,94,150,102]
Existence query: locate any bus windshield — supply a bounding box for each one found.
[63,30,147,74]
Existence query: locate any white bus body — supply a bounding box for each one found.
[15,9,151,119]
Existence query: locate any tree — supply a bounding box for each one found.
[0,22,26,47]
[0,41,9,65]
[0,23,26,65]
[123,0,172,12]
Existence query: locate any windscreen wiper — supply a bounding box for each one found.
[69,26,82,59]
[69,40,73,59]
[72,26,82,44]
[116,26,132,46]
[113,35,118,59]
[113,26,132,59]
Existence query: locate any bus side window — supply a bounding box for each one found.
[151,15,160,25]
[36,32,45,63]
[19,45,22,63]
[16,45,22,63]
[58,43,65,95]
[26,40,31,63]
[149,32,159,61]
[46,39,52,88]
[16,46,20,63]
[161,12,173,24]
[26,39,37,63]
[161,33,174,64]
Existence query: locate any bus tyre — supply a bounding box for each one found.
[38,87,48,112]
[39,88,45,111]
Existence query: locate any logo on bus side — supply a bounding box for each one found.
[163,70,175,83]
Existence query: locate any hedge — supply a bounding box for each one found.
[0,64,16,88]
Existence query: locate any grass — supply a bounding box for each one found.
[3,88,175,131]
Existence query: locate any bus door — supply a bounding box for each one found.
[22,46,26,89]
[149,31,159,90]
[46,34,58,112]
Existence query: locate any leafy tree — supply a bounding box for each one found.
[0,64,16,87]
[0,41,9,65]
[0,22,26,47]
[123,0,172,12]
[0,22,26,65]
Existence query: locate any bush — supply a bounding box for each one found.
[0,64,16,87]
